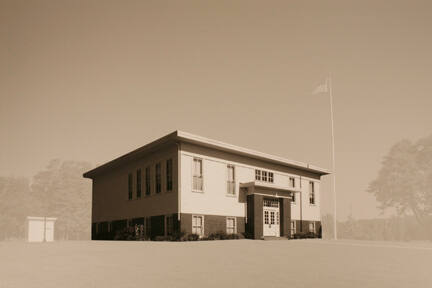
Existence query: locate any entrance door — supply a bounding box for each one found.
[263,199,280,237]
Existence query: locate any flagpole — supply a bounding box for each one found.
[328,76,337,240]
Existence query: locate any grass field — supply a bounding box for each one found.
[1,239,431,288]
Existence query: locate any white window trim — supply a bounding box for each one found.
[309,181,316,206]
[192,158,204,193]
[255,169,274,184]
[291,220,296,236]
[226,164,236,197]
[226,216,237,234]
[192,214,204,237]
[291,191,297,205]
[309,221,316,233]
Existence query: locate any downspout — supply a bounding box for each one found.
[300,176,303,232]
[176,142,182,222]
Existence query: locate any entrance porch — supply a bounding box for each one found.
[240,181,298,239]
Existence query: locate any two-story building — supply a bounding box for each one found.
[83,131,330,240]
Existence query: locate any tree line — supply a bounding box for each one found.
[0,160,92,240]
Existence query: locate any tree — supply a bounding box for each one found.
[31,159,93,240]
[0,176,32,240]
[368,135,432,230]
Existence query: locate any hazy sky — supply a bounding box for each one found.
[1,0,432,220]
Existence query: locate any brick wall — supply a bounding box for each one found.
[180,213,245,236]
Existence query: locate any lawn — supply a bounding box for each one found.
[1,239,431,288]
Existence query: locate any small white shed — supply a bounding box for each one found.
[26,216,57,242]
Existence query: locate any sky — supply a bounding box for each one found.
[1,0,432,220]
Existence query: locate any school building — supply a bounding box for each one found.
[83,131,330,240]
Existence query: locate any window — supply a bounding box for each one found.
[145,217,151,237]
[226,217,236,234]
[145,166,151,196]
[289,177,295,188]
[192,158,203,191]
[309,222,315,233]
[166,159,173,191]
[255,170,261,181]
[192,215,204,236]
[255,169,274,183]
[227,165,235,195]
[155,163,161,193]
[264,211,269,224]
[128,173,133,200]
[291,221,296,236]
[166,215,174,236]
[136,169,142,198]
[291,192,296,203]
[309,181,315,205]
[263,199,279,207]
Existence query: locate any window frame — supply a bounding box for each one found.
[136,169,142,199]
[309,222,316,233]
[226,217,237,234]
[309,181,315,205]
[166,214,174,236]
[255,169,274,184]
[155,162,162,194]
[192,215,204,237]
[291,220,296,236]
[166,158,173,192]
[255,169,261,181]
[192,158,204,192]
[145,166,151,196]
[289,177,295,188]
[268,172,274,183]
[128,173,133,200]
[226,164,236,196]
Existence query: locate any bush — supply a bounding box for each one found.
[203,231,241,240]
[114,227,137,241]
[292,232,319,239]
[242,231,254,239]
[186,233,200,241]
[113,226,150,241]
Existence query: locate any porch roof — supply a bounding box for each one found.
[240,181,299,199]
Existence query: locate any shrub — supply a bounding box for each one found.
[242,231,254,239]
[203,231,241,240]
[186,233,200,241]
[114,227,137,241]
[292,232,319,239]
[171,230,187,241]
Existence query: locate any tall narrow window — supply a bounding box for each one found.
[289,177,295,188]
[145,166,151,196]
[268,172,274,183]
[155,163,161,193]
[291,221,296,236]
[262,171,268,182]
[192,158,203,191]
[128,173,133,200]
[226,217,236,234]
[166,159,173,192]
[166,215,174,236]
[309,181,315,204]
[136,169,142,198]
[192,215,204,236]
[227,165,235,195]
[309,222,315,233]
[291,192,296,203]
[255,170,261,181]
